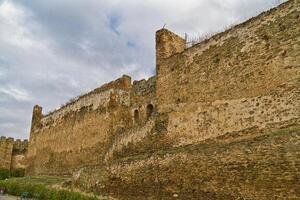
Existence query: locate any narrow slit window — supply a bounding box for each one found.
[134,109,139,124]
[146,104,154,120]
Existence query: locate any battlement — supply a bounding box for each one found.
[0,136,28,170]
[132,76,156,96]
[0,136,28,148]
[0,136,14,143]
[13,139,28,154]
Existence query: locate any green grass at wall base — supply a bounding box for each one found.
[0,178,97,200]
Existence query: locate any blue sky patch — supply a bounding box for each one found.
[108,14,121,35]
[127,40,136,48]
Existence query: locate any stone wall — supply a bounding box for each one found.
[75,1,300,199]
[104,123,300,199]
[165,79,299,146]
[11,139,28,170]
[26,75,134,175]
[0,136,28,170]
[105,118,155,162]
[26,74,157,175]
[0,137,14,169]
[131,76,155,107]
[156,0,300,146]
[131,76,156,125]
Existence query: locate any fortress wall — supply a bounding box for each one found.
[26,75,134,175]
[131,76,156,107]
[0,137,28,170]
[11,154,27,170]
[166,79,300,146]
[104,123,300,200]
[20,1,300,197]
[103,79,299,162]
[103,77,157,162]
[105,118,155,161]
[41,75,131,126]
[156,0,300,145]
[28,108,130,175]
[131,76,156,124]
[11,139,28,170]
[0,137,14,169]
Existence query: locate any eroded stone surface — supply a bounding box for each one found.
[0,137,28,170]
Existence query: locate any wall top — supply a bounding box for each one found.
[156,28,186,61]
[43,74,132,117]
[0,136,28,144]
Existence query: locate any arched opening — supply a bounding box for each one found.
[134,109,139,124]
[146,104,154,120]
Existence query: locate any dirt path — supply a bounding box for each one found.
[0,196,18,200]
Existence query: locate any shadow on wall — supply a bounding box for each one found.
[134,103,155,126]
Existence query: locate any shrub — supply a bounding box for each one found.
[0,168,10,180]
[0,179,97,200]
[10,168,25,178]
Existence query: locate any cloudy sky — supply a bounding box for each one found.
[0,0,285,139]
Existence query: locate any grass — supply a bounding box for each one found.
[0,169,10,180]
[0,168,25,180]
[0,177,97,200]
[8,176,68,186]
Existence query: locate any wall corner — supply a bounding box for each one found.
[121,74,132,90]
[30,105,43,137]
[155,28,186,66]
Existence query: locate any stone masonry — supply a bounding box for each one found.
[0,137,28,171]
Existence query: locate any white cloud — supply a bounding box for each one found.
[0,86,31,101]
[0,1,39,49]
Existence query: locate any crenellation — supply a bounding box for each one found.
[0,136,15,144]
[13,139,28,154]
[0,136,28,170]
[0,136,8,142]
[132,76,156,96]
